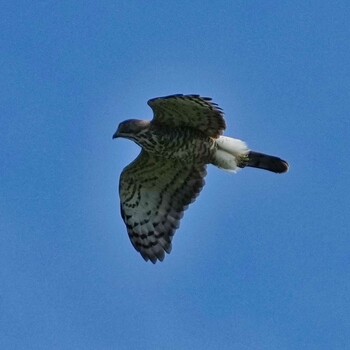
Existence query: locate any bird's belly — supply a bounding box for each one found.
[146,135,215,163]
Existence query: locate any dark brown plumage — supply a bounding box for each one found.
[113,94,288,263]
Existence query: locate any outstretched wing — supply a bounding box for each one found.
[148,94,226,138]
[119,151,207,263]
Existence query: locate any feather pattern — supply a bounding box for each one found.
[119,151,206,263]
[114,94,289,263]
[148,94,226,138]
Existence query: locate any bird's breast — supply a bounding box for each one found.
[138,128,215,163]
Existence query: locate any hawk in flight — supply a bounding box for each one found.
[113,94,288,263]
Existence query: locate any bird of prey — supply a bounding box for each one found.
[113,94,288,263]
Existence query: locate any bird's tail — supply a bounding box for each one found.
[246,151,289,173]
[212,136,288,174]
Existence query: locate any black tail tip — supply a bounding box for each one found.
[247,151,289,174]
[274,159,289,174]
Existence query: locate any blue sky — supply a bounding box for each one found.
[1,1,349,349]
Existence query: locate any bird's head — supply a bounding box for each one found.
[113,119,150,141]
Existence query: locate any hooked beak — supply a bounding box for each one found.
[112,129,120,139]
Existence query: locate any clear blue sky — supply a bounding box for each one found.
[1,1,349,349]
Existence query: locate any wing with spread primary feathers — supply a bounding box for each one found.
[148,94,226,138]
[119,151,207,263]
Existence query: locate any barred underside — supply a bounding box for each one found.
[116,94,289,263]
[137,126,216,163]
[119,151,207,263]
